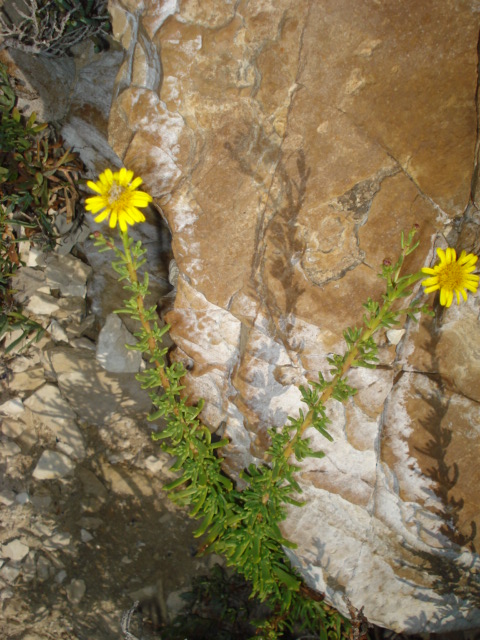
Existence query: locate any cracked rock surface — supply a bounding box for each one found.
[106,0,480,632]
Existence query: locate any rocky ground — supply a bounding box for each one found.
[0,219,221,640]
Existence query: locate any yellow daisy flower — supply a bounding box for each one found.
[422,247,479,307]
[85,168,153,232]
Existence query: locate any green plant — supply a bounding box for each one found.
[0,61,83,351]
[0,0,111,57]
[91,224,432,639]
[88,169,478,638]
[162,564,265,640]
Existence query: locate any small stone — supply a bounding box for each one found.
[15,492,30,504]
[80,529,93,542]
[0,418,26,439]
[22,551,36,582]
[0,398,25,417]
[1,439,21,458]
[45,253,92,298]
[144,455,167,474]
[44,532,71,549]
[2,539,29,561]
[0,564,21,584]
[10,267,47,305]
[55,569,67,584]
[48,319,69,344]
[66,578,86,604]
[96,313,143,373]
[386,329,406,345]
[32,450,75,480]
[7,367,45,396]
[36,555,52,581]
[25,293,60,316]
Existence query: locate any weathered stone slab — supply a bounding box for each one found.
[96,313,142,373]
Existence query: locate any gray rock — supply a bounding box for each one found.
[54,212,91,256]
[66,578,86,604]
[1,539,29,562]
[55,569,67,584]
[48,319,69,344]
[2,416,27,439]
[24,384,85,460]
[32,450,75,480]
[10,267,48,306]
[1,439,22,458]
[44,532,72,550]
[80,529,93,543]
[25,293,86,323]
[36,555,53,581]
[25,293,61,316]
[96,313,143,373]
[45,253,92,298]
[0,564,21,584]
[0,398,25,418]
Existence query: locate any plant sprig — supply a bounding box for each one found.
[92,225,433,639]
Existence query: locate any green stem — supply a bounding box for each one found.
[119,228,171,390]
[283,269,424,461]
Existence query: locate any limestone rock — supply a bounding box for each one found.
[96,313,142,373]
[1,539,29,562]
[32,450,75,480]
[0,398,25,418]
[106,0,480,632]
[44,253,92,299]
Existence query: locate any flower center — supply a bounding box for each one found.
[438,262,464,290]
[108,183,128,206]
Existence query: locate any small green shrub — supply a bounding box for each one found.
[0,61,83,351]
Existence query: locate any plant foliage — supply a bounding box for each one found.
[93,225,430,639]
[0,62,83,352]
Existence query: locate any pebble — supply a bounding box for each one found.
[44,532,72,549]
[0,398,25,417]
[386,328,406,345]
[1,439,22,458]
[80,529,93,542]
[66,578,86,604]
[55,569,67,584]
[32,450,75,480]
[36,555,52,581]
[0,564,21,584]
[45,253,92,298]
[48,319,70,344]
[1,539,30,561]
[15,492,30,504]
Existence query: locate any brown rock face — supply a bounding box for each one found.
[108,0,480,632]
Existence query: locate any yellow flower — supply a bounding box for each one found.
[422,247,479,307]
[85,168,153,232]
